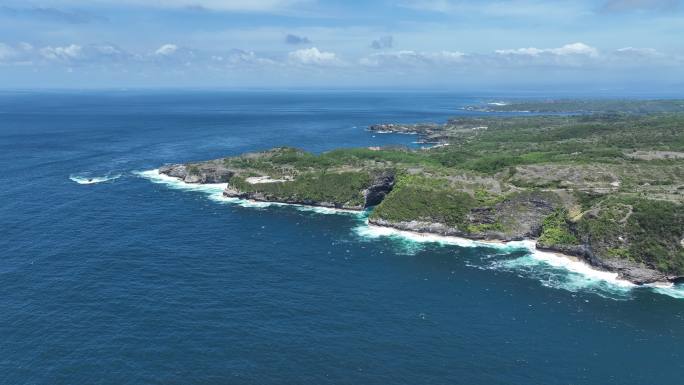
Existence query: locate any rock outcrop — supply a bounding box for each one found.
[222,169,396,210]
[535,243,670,284]
[160,161,235,184]
[368,190,562,241]
[363,170,396,207]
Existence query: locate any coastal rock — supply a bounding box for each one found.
[535,243,669,284]
[368,218,472,238]
[159,164,188,179]
[160,161,235,184]
[364,170,396,207]
[222,183,365,210]
[222,187,362,210]
[468,191,561,240]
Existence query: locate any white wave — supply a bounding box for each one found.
[494,254,634,300]
[488,101,509,106]
[354,222,641,298]
[648,282,684,299]
[134,169,363,215]
[356,224,684,299]
[354,222,508,249]
[69,173,121,185]
[135,169,226,193]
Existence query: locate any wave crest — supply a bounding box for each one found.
[69,173,121,185]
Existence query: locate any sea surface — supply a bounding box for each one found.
[1,90,683,384]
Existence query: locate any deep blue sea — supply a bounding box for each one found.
[1,90,683,385]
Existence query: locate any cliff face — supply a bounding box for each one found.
[535,243,669,284]
[368,190,562,241]
[534,199,684,284]
[222,169,396,210]
[159,161,235,184]
[363,170,396,207]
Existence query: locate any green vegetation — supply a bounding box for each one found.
[370,175,477,228]
[229,171,372,208]
[538,209,578,246]
[466,222,504,233]
[564,196,684,274]
[625,199,684,273]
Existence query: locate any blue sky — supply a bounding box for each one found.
[0,0,683,89]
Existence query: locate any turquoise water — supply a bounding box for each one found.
[1,90,683,384]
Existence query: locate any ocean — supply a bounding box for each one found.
[1,90,683,384]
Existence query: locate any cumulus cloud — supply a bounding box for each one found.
[361,50,465,67]
[154,44,178,56]
[370,36,393,50]
[288,47,339,65]
[285,34,311,45]
[495,42,599,57]
[600,0,680,12]
[0,39,680,82]
[614,47,663,57]
[0,43,17,62]
[40,44,83,61]
[211,49,276,66]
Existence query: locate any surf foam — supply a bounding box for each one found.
[648,282,684,299]
[69,173,121,185]
[353,222,647,299]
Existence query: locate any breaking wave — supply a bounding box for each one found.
[353,222,684,300]
[69,173,121,185]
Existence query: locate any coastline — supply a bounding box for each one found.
[139,168,680,293]
[358,222,639,288]
[135,169,364,215]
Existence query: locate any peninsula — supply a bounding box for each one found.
[157,100,684,285]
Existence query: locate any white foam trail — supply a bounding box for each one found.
[134,169,363,215]
[355,223,510,249]
[513,241,635,288]
[69,173,121,185]
[648,282,684,299]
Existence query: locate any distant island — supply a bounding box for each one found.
[156,100,684,285]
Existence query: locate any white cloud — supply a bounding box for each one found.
[360,50,465,67]
[155,44,178,56]
[551,42,599,56]
[211,49,276,67]
[0,42,37,65]
[614,46,663,57]
[0,43,16,61]
[40,44,82,60]
[496,42,599,57]
[0,39,680,83]
[288,47,339,65]
[431,50,466,62]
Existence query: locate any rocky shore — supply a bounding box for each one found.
[157,157,680,285]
